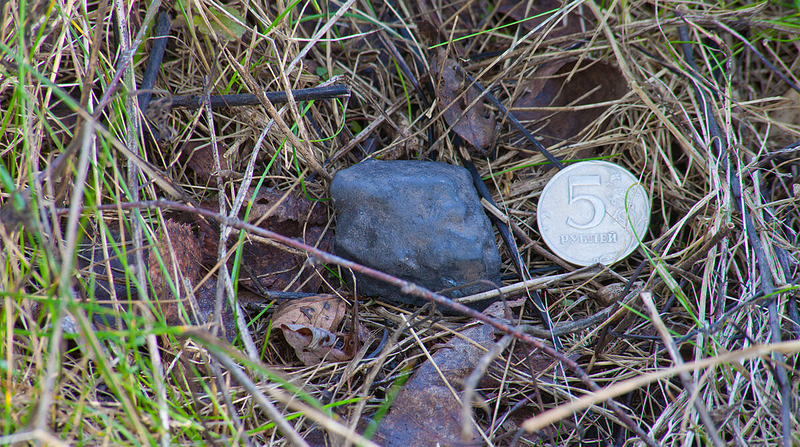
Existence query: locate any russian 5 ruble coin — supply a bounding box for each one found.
[536,160,650,266]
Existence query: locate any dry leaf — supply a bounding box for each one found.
[279,323,351,365]
[184,141,230,185]
[272,295,369,365]
[147,219,237,339]
[431,54,496,152]
[271,294,346,332]
[147,220,202,299]
[248,188,328,233]
[238,190,332,293]
[512,60,628,149]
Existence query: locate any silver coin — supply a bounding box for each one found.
[536,160,650,266]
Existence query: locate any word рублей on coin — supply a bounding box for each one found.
[536,160,651,266]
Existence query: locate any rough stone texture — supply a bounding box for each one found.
[330,160,501,311]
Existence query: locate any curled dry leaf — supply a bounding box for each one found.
[271,294,346,332]
[279,324,352,365]
[431,53,496,152]
[272,295,376,365]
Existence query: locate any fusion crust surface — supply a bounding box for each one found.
[331,160,502,310]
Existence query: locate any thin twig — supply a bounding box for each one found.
[456,267,602,304]
[138,12,171,112]
[169,85,350,109]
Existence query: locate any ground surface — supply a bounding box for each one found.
[1,0,799,445]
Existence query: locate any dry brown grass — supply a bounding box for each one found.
[1,0,799,445]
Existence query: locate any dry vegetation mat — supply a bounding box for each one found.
[1,0,799,445]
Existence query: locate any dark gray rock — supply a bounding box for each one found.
[330,160,501,311]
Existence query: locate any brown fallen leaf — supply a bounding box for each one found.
[183,140,231,185]
[78,220,237,339]
[193,190,332,296]
[431,53,496,152]
[273,295,376,365]
[371,323,496,446]
[247,188,328,234]
[279,323,352,365]
[147,219,202,300]
[238,189,332,294]
[512,60,629,149]
[271,294,346,332]
[147,219,237,339]
[415,19,440,47]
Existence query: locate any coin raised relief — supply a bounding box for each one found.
[536,160,650,266]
